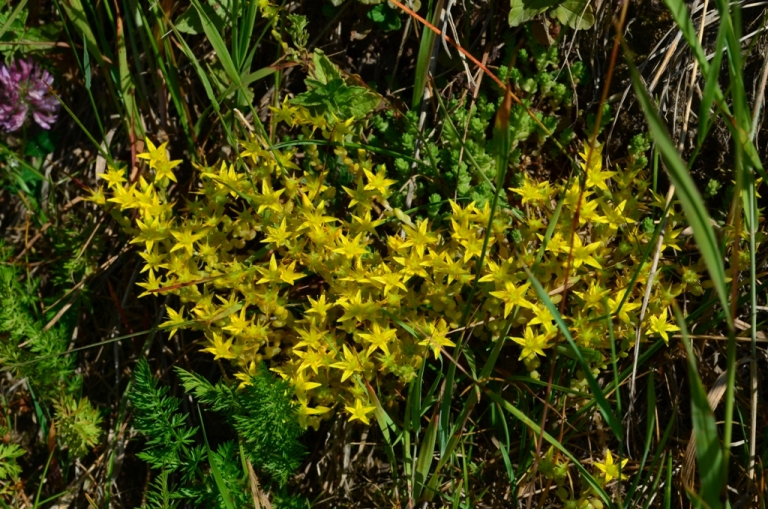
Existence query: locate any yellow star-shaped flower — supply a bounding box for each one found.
[202,332,237,360]
[648,308,680,344]
[345,398,376,425]
[594,450,628,483]
[490,281,535,318]
[511,326,549,360]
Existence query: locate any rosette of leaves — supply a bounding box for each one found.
[291,50,381,122]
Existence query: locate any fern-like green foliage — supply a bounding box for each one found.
[177,365,305,486]
[131,359,307,508]
[0,250,81,400]
[0,443,24,481]
[53,395,103,458]
[143,469,180,509]
[0,244,102,459]
[131,359,198,471]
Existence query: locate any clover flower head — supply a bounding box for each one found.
[0,58,59,132]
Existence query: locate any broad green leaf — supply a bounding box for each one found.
[293,50,380,120]
[552,0,595,30]
[25,131,55,158]
[508,0,559,27]
[367,3,402,31]
[174,2,228,35]
[555,343,602,363]
[341,86,381,118]
[311,50,342,85]
[292,78,380,121]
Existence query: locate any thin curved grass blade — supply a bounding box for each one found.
[524,268,624,439]
[484,388,613,508]
[625,51,732,327]
[673,305,724,509]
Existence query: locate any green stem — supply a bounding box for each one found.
[33,448,55,509]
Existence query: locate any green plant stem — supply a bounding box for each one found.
[33,448,55,509]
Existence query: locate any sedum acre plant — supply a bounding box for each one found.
[94,102,727,428]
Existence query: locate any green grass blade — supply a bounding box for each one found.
[218,65,279,101]
[411,361,429,432]
[626,52,732,327]
[524,268,623,439]
[626,369,656,504]
[485,388,613,508]
[0,0,28,41]
[137,4,196,150]
[697,19,727,147]
[197,406,235,509]
[163,21,219,115]
[32,449,55,509]
[236,0,259,70]
[606,308,621,417]
[48,89,114,165]
[160,9,239,146]
[190,0,248,109]
[664,454,672,509]
[662,0,721,102]
[534,194,564,268]
[495,404,516,486]
[57,0,109,67]
[412,0,442,109]
[116,14,139,140]
[413,411,438,500]
[367,385,403,491]
[673,305,724,509]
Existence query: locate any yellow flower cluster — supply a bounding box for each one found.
[93,108,708,427]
